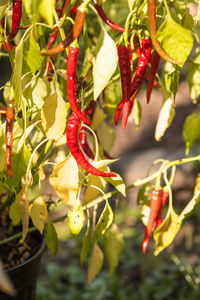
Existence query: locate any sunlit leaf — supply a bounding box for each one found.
[27,32,44,74]
[93,200,113,244]
[106,173,126,197]
[41,92,67,141]
[127,0,135,11]
[155,98,175,141]
[31,196,48,234]
[49,155,79,206]
[154,206,180,256]
[183,113,200,155]
[104,79,121,118]
[45,218,58,256]
[157,11,193,66]
[12,36,23,110]
[67,202,85,235]
[23,76,47,109]
[38,0,55,26]
[83,172,107,204]
[9,199,21,226]
[104,224,124,275]
[0,0,10,22]
[131,99,142,130]
[93,29,118,100]
[87,243,104,284]
[163,64,180,100]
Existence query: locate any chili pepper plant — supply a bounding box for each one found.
[0,0,200,285]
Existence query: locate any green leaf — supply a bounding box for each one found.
[93,28,118,100]
[38,0,55,26]
[183,113,200,155]
[187,48,200,103]
[104,79,121,118]
[41,92,67,141]
[93,200,113,244]
[127,0,135,11]
[87,243,104,284]
[45,218,58,256]
[12,37,23,111]
[22,0,33,15]
[154,206,180,256]
[0,120,6,172]
[24,77,47,109]
[132,99,142,130]
[91,102,106,131]
[26,33,44,74]
[96,121,115,153]
[106,173,126,197]
[157,12,193,66]
[163,63,180,100]
[31,196,48,234]
[137,183,152,205]
[104,224,124,275]
[80,227,91,265]
[68,203,85,235]
[181,12,194,29]
[9,200,21,226]
[155,98,175,141]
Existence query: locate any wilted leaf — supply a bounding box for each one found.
[46,218,58,256]
[31,196,48,234]
[9,200,21,226]
[67,202,85,235]
[154,206,180,256]
[93,200,113,244]
[104,224,124,275]
[183,113,200,155]
[93,29,118,100]
[87,243,104,284]
[49,155,79,206]
[41,92,67,141]
[158,11,193,66]
[155,98,175,141]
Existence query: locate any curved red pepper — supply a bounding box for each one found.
[67,46,91,125]
[155,189,169,228]
[66,113,116,177]
[142,187,162,254]
[95,5,125,32]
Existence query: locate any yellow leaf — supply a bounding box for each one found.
[9,200,21,226]
[16,187,29,242]
[91,102,106,131]
[49,155,79,206]
[31,196,48,234]
[67,202,85,235]
[41,92,67,141]
[87,243,104,284]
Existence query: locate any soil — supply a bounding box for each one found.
[0,226,43,270]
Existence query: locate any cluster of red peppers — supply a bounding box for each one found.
[142,187,169,254]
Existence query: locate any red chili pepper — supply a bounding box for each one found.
[67,46,91,125]
[114,44,132,129]
[148,0,180,65]
[146,51,160,103]
[5,98,14,178]
[8,0,22,41]
[79,110,95,159]
[94,5,125,32]
[66,112,116,177]
[142,187,162,254]
[131,38,152,98]
[41,6,86,56]
[155,189,169,228]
